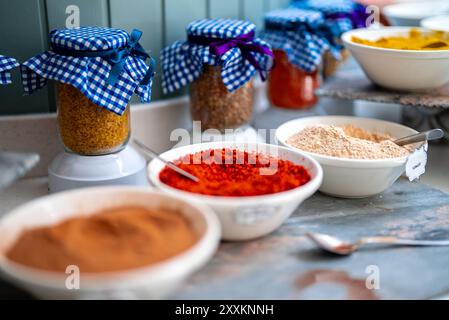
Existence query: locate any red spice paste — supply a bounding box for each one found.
[268,50,320,109]
[159,148,311,197]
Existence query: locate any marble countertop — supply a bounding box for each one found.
[0,177,48,214]
[1,177,449,300]
[422,144,449,193]
[176,179,449,300]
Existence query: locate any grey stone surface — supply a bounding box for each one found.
[0,151,39,190]
[3,179,448,299]
[173,179,449,300]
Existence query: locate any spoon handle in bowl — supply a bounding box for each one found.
[394,129,444,146]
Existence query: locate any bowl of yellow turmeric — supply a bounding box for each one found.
[342,27,449,91]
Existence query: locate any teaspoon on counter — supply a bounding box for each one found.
[133,139,200,183]
[306,232,449,256]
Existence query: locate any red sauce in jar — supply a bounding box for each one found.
[268,50,320,109]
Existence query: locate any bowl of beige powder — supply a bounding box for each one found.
[276,116,425,198]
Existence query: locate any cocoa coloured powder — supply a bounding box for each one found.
[6,206,197,273]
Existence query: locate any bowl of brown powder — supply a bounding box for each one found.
[276,116,425,198]
[0,187,220,299]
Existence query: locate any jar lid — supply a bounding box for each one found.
[264,8,324,30]
[291,0,368,31]
[0,55,19,85]
[187,19,256,39]
[292,0,355,14]
[21,27,155,116]
[50,27,129,51]
[161,19,273,94]
[262,9,335,72]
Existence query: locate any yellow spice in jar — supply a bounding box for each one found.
[352,29,449,50]
[57,83,130,155]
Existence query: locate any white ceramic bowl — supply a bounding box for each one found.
[384,0,449,27]
[421,15,449,32]
[342,27,449,91]
[0,187,220,299]
[276,116,425,198]
[148,142,323,241]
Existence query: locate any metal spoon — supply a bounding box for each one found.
[393,129,444,146]
[133,139,200,182]
[306,232,449,256]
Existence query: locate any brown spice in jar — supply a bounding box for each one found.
[6,206,198,273]
[57,83,130,155]
[286,124,412,159]
[323,49,350,78]
[190,65,254,131]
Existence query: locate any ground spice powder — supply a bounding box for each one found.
[6,206,197,273]
[286,124,412,159]
[352,29,449,50]
[159,148,311,197]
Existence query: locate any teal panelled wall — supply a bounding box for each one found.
[0,0,289,115]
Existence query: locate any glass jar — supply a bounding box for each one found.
[56,83,130,156]
[190,65,254,131]
[268,50,320,109]
[323,48,350,79]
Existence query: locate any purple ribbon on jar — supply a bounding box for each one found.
[188,31,274,81]
[326,4,369,29]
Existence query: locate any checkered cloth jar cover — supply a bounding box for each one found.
[261,8,339,72]
[0,55,19,85]
[21,27,155,116]
[161,19,273,94]
[291,0,367,36]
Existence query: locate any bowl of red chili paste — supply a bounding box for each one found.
[148,142,323,241]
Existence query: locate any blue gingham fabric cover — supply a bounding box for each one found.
[0,55,19,85]
[291,0,357,35]
[161,19,272,94]
[21,27,154,115]
[261,9,338,72]
[293,0,354,14]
